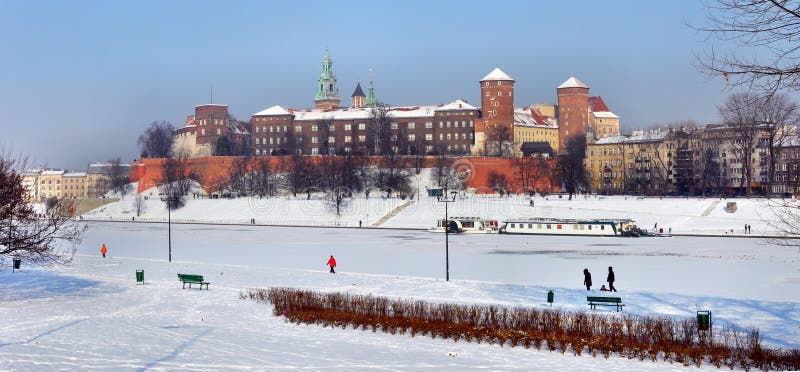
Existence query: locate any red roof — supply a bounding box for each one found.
[530,107,550,125]
[588,96,610,112]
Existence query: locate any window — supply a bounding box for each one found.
[256,138,260,145]
[311,148,319,155]
[270,138,274,145]
[425,133,433,141]
[312,136,318,144]
[425,121,433,129]
[358,135,366,142]
[446,133,451,140]
[216,128,221,135]
[469,120,473,127]
[426,145,433,152]
[345,136,352,143]
[408,122,415,129]
[359,123,366,130]
[312,125,318,132]
[439,133,444,140]
[295,125,302,133]
[439,121,444,128]
[391,122,398,130]
[328,136,335,144]
[447,121,451,128]
[391,135,397,141]
[408,134,415,141]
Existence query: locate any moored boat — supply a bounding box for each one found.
[499,218,641,237]
[429,217,500,234]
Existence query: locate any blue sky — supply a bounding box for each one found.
[0,0,730,169]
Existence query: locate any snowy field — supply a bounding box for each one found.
[84,179,789,236]
[1,222,798,370]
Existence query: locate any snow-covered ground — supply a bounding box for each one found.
[0,222,798,370]
[86,183,785,236]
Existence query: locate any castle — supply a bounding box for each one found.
[172,52,620,158]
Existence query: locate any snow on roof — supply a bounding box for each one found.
[435,99,478,111]
[594,130,667,145]
[480,68,514,82]
[513,107,556,127]
[64,172,87,177]
[194,104,228,108]
[780,135,800,147]
[558,76,589,89]
[41,170,65,175]
[253,105,292,116]
[593,111,619,119]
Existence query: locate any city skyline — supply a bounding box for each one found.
[1,1,734,169]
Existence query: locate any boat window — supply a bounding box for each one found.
[537,224,542,229]
[588,225,592,230]
[511,223,516,228]
[557,224,562,229]
[528,224,532,229]
[601,225,605,230]
[546,224,551,229]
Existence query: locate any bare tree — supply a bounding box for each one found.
[1,150,85,266]
[160,151,192,209]
[758,93,800,194]
[132,194,146,217]
[137,121,174,158]
[695,0,800,93]
[109,157,131,196]
[368,103,392,155]
[719,92,760,195]
[557,135,588,200]
[484,124,513,157]
[487,170,509,196]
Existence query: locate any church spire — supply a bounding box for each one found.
[315,50,340,110]
[366,67,378,108]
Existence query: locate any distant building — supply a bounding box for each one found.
[173,104,251,157]
[63,172,87,199]
[38,170,65,200]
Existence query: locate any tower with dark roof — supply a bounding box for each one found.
[351,82,366,108]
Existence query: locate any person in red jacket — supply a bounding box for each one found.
[327,255,336,274]
[100,244,108,258]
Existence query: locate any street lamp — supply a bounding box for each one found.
[437,188,457,281]
[159,193,178,262]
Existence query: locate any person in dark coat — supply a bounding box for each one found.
[583,268,592,290]
[607,266,617,292]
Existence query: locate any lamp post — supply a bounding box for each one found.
[159,193,177,263]
[437,188,457,281]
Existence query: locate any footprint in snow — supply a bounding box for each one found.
[447,352,458,357]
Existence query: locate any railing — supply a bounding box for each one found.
[78,216,354,228]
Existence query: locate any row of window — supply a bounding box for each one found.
[253,143,471,156]
[508,223,606,231]
[254,132,475,145]
[252,120,475,134]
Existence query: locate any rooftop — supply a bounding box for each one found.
[558,76,589,89]
[480,68,514,82]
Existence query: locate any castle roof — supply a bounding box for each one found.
[435,99,477,111]
[558,76,589,89]
[594,130,667,145]
[513,107,556,127]
[480,68,514,82]
[253,105,291,116]
[588,96,618,119]
[351,83,365,98]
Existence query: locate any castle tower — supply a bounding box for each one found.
[474,67,515,155]
[366,68,378,108]
[556,76,590,152]
[351,82,366,108]
[314,51,340,110]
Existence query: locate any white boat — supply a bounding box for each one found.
[499,218,641,237]
[429,217,500,234]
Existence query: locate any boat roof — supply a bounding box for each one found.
[503,218,635,224]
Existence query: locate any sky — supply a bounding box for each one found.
[0,0,734,170]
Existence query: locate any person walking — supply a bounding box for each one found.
[100,244,107,258]
[607,266,617,292]
[583,268,592,291]
[327,255,337,274]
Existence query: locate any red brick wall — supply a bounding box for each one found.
[130,156,557,195]
[478,80,515,138]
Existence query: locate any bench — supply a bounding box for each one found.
[178,274,210,290]
[587,296,625,311]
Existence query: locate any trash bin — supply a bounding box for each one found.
[12,258,21,271]
[697,310,711,331]
[136,269,144,284]
[547,290,554,306]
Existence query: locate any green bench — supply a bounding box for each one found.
[587,296,624,311]
[178,274,209,290]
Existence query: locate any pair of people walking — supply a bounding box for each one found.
[744,224,752,234]
[583,266,616,292]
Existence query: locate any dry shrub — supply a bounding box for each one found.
[241,288,800,370]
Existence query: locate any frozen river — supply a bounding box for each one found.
[81,222,799,303]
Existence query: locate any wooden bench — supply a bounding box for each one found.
[178,274,210,290]
[587,296,624,311]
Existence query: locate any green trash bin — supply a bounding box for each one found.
[136,269,144,284]
[697,310,711,331]
[547,290,554,306]
[12,258,21,272]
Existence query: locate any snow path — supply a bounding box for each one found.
[0,222,797,370]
